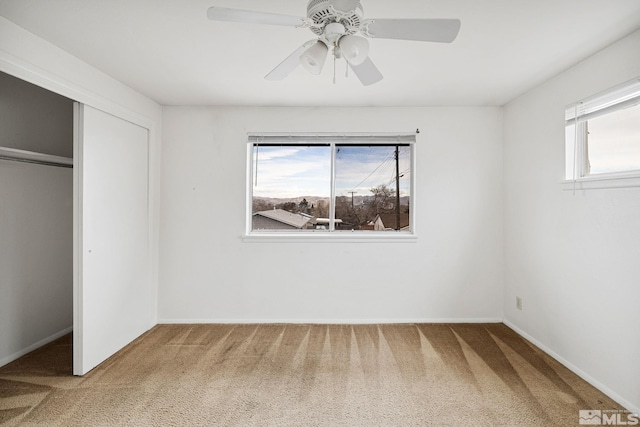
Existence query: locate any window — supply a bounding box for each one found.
[247,134,415,237]
[565,77,640,182]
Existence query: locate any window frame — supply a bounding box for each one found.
[563,77,640,191]
[244,133,417,242]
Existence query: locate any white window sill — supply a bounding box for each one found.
[561,172,640,190]
[242,232,418,243]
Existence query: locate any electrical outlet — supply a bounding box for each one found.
[516,297,523,311]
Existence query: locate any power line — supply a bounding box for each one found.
[343,145,409,195]
[346,155,395,194]
[385,167,411,188]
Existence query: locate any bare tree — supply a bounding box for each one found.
[312,199,329,218]
[277,201,297,212]
[298,198,310,214]
[252,198,272,213]
[365,184,395,220]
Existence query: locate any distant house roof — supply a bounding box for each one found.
[253,209,311,229]
[309,218,343,225]
[375,212,410,230]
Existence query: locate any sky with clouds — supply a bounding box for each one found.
[252,144,411,199]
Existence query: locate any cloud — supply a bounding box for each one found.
[253,146,331,197]
[256,147,302,161]
[253,144,412,198]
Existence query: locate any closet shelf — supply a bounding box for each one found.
[0,146,73,168]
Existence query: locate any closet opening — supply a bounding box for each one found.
[0,70,74,371]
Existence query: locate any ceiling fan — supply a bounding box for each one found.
[207,0,461,86]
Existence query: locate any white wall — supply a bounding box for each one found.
[159,106,504,323]
[0,17,162,367]
[503,29,640,413]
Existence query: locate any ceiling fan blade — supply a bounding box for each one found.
[265,41,317,81]
[349,57,383,86]
[366,19,461,43]
[207,7,305,27]
[328,0,360,13]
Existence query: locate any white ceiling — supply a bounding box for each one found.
[1,0,640,107]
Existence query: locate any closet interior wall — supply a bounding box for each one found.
[0,71,74,366]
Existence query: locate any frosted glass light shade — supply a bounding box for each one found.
[339,35,369,65]
[300,41,328,75]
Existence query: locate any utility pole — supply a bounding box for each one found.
[395,145,401,230]
[348,191,357,210]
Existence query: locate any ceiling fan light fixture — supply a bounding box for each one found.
[339,35,369,65]
[207,0,462,85]
[300,41,328,74]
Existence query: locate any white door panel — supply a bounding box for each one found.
[74,104,151,375]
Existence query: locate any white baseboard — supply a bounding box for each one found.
[0,326,73,368]
[503,319,639,416]
[157,318,504,325]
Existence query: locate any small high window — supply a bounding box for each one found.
[247,134,414,236]
[565,77,640,180]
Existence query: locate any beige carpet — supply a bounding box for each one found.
[0,324,624,426]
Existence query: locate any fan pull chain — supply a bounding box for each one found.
[333,53,337,84]
[345,59,349,78]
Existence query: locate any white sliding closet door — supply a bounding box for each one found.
[73,104,152,375]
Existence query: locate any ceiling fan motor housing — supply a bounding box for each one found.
[306,0,364,37]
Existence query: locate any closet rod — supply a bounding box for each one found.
[0,146,73,168]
